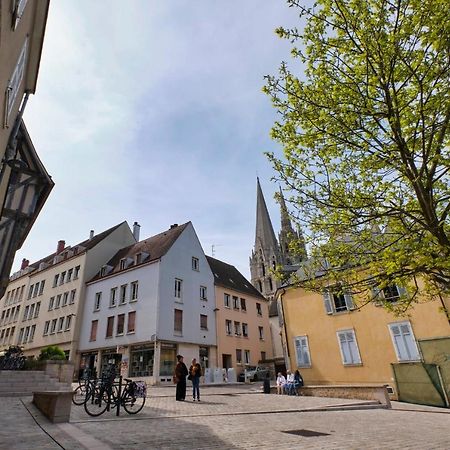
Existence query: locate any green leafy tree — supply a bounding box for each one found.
[264,0,450,313]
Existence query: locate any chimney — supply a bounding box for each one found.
[133,222,140,241]
[89,230,94,240]
[20,258,29,270]
[56,240,65,254]
[170,224,178,229]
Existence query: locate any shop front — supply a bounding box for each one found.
[159,343,176,383]
[100,349,122,376]
[130,345,154,377]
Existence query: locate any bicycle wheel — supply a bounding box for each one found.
[72,384,88,406]
[122,390,146,414]
[84,385,109,417]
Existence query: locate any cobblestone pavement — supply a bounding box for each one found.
[1,384,449,449]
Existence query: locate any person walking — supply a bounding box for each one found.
[189,358,202,401]
[174,355,188,401]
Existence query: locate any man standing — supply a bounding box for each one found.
[174,355,188,401]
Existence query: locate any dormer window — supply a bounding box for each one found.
[100,265,113,277]
[135,253,142,265]
[120,259,126,270]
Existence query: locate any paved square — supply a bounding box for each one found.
[1,385,449,449]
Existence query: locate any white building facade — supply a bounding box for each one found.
[79,222,217,384]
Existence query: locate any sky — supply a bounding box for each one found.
[15,0,301,279]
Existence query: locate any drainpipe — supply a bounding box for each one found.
[277,288,291,370]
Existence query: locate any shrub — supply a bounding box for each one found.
[38,345,66,361]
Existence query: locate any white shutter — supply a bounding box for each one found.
[323,291,333,314]
[338,332,350,364]
[344,293,354,310]
[5,38,28,124]
[389,322,420,361]
[294,336,311,367]
[338,330,361,364]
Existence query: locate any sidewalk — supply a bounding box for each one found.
[0,384,448,449]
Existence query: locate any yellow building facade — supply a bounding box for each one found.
[279,283,450,402]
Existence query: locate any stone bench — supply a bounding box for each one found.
[268,384,391,408]
[33,390,73,423]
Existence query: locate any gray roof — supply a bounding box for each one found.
[206,256,266,300]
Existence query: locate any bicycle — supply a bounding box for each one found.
[0,346,26,370]
[72,371,97,406]
[84,375,146,417]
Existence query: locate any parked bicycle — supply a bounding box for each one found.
[0,346,26,370]
[84,373,147,417]
[72,369,96,406]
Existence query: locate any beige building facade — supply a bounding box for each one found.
[0,222,136,367]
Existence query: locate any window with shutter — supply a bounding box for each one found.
[127,311,136,333]
[323,288,354,314]
[294,335,311,367]
[337,330,361,365]
[389,321,420,361]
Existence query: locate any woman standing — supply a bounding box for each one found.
[174,355,188,401]
[189,358,202,401]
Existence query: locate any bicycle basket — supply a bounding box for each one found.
[132,381,147,398]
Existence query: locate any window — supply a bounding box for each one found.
[55,294,61,309]
[106,316,114,338]
[38,280,45,295]
[117,314,125,335]
[29,325,35,342]
[48,296,54,311]
[67,268,73,282]
[17,328,24,344]
[43,321,50,336]
[233,296,239,309]
[225,319,232,335]
[32,283,39,297]
[90,320,98,341]
[323,288,354,314]
[57,317,64,332]
[50,319,57,334]
[23,305,29,321]
[256,303,262,316]
[373,284,406,303]
[192,257,199,271]
[130,281,138,301]
[174,279,182,299]
[261,351,266,361]
[389,321,420,361]
[234,321,241,336]
[94,292,102,311]
[120,259,127,270]
[174,309,183,334]
[65,315,72,331]
[60,272,66,285]
[135,253,142,265]
[242,323,248,337]
[74,266,80,279]
[4,38,28,125]
[53,274,59,287]
[337,330,361,365]
[224,293,230,308]
[69,289,76,304]
[200,314,208,330]
[240,298,246,311]
[127,311,136,333]
[62,292,69,307]
[258,326,264,340]
[34,302,40,318]
[200,286,207,300]
[120,285,127,304]
[110,288,117,307]
[23,326,30,343]
[294,336,311,368]
[28,285,33,299]
[244,350,250,365]
[236,349,242,364]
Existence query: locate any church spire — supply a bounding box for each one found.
[255,177,278,251]
[278,186,307,264]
